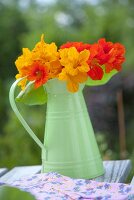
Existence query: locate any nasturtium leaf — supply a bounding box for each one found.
[16,82,47,105]
[0,186,35,200]
[86,69,118,86]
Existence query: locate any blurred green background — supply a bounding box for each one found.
[0,0,134,181]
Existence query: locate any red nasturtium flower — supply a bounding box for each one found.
[87,38,125,80]
[26,62,49,89]
[87,43,104,80]
[60,42,91,52]
[105,42,126,73]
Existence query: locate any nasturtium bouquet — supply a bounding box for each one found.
[15,34,125,105]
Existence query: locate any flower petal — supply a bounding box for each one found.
[58,69,68,81]
[78,63,89,73]
[67,80,79,93]
[87,65,104,80]
[73,72,88,83]
[79,49,90,63]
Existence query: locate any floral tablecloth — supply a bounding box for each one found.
[1,172,134,200]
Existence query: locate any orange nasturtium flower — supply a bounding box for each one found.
[25,62,49,89]
[58,47,90,92]
[15,35,62,89]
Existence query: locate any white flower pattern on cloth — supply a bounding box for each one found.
[1,172,134,200]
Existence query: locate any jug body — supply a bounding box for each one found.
[42,79,104,179]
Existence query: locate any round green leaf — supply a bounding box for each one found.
[86,69,118,86]
[16,82,47,105]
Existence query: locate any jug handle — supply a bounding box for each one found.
[9,77,46,153]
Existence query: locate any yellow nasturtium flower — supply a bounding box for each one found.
[15,48,33,89]
[15,35,62,89]
[32,35,62,79]
[15,48,33,73]
[58,47,90,92]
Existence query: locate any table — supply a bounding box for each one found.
[0,160,133,185]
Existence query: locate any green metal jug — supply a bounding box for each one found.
[9,78,104,179]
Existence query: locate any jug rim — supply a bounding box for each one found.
[44,78,85,94]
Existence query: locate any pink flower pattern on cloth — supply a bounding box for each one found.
[2,172,134,200]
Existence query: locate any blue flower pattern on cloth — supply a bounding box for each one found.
[1,172,134,200]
